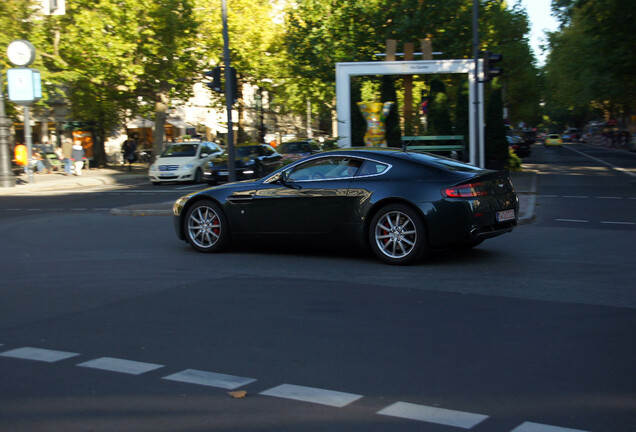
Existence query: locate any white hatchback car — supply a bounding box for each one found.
[149,141,223,185]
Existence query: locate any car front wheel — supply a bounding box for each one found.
[184,200,230,253]
[369,204,426,265]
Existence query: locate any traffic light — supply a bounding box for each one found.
[482,51,503,82]
[204,66,238,104]
[229,66,238,104]
[205,67,222,92]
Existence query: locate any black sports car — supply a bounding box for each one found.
[173,148,519,265]
[203,143,283,185]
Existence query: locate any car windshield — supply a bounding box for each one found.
[161,144,198,157]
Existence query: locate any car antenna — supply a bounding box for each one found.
[401,136,416,152]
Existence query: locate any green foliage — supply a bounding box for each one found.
[507,147,522,171]
[380,76,401,147]
[545,0,636,126]
[427,79,452,135]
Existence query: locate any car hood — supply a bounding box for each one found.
[210,155,256,168]
[155,156,198,166]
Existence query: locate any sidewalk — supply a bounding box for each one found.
[1,164,538,224]
[0,164,147,195]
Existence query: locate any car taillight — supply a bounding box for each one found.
[442,182,488,198]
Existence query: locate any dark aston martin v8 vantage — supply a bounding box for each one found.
[173,148,518,265]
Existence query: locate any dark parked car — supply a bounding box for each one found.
[277,140,323,156]
[174,148,518,265]
[203,143,283,185]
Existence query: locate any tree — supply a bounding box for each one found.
[283,0,541,137]
[545,0,636,127]
[485,88,508,168]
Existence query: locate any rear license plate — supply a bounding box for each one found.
[218,171,228,176]
[496,209,515,222]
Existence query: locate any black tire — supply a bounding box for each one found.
[368,204,426,265]
[194,168,203,183]
[184,200,230,253]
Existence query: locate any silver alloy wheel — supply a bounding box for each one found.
[187,205,221,249]
[373,210,418,259]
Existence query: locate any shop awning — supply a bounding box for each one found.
[166,118,194,129]
[127,118,154,128]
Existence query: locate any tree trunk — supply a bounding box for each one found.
[152,91,169,163]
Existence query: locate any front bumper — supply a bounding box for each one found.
[149,169,196,183]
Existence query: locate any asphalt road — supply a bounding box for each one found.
[0,143,634,432]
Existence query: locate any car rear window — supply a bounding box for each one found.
[404,151,482,173]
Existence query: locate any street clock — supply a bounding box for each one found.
[7,40,36,67]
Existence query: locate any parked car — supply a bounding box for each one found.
[277,140,323,157]
[148,141,223,185]
[173,148,519,265]
[506,134,531,158]
[544,134,563,147]
[203,143,283,185]
[562,128,580,142]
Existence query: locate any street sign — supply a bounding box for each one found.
[7,68,42,105]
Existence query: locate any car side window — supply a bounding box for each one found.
[287,157,364,180]
[288,157,343,181]
[357,160,389,176]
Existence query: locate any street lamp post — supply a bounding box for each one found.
[222,0,236,182]
[0,71,16,187]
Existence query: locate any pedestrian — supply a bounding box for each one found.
[61,137,73,175]
[71,141,86,176]
[31,149,47,173]
[121,134,138,171]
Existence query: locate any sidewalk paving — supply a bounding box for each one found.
[0,165,147,195]
[1,163,538,224]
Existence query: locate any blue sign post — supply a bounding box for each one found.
[5,39,42,184]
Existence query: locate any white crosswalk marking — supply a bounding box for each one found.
[77,357,164,375]
[377,401,488,429]
[260,384,362,408]
[511,421,591,432]
[162,369,256,390]
[0,347,80,363]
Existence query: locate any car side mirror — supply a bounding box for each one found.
[200,153,209,158]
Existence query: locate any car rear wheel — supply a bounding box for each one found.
[184,200,229,253]
[369,204,426,265]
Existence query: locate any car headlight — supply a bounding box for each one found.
[149,164,158,172]
[182,163,194,170]
[243,159,255,166]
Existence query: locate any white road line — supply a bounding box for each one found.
[555,219,589,223]
[163,369,256,390]
[563,196,589,199]
[77,357,164,375]
[260,383,362,408]
[377,401,488,429]
[595,196,621,199]
[600,221,635,225]
[565,145,636,178]
[70,208,88,211]
[0,347,80,363]
[511,421,591,432]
